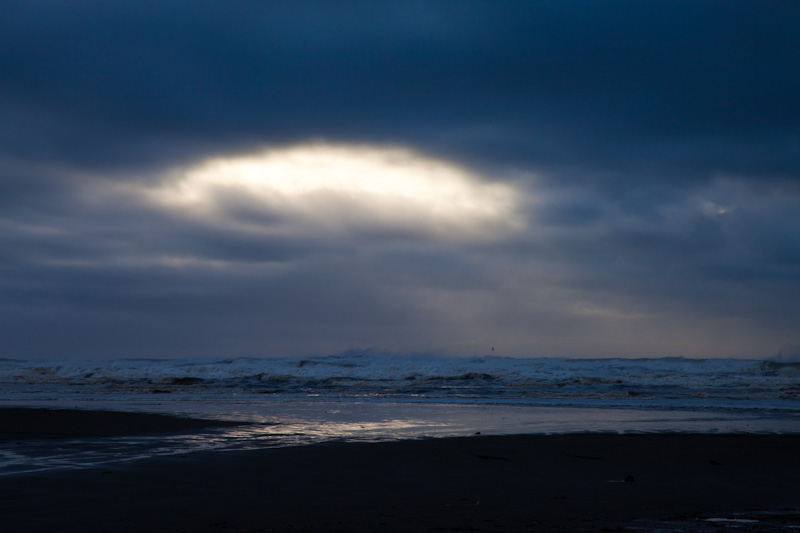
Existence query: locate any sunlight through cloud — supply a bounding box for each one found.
[147,143,524,241]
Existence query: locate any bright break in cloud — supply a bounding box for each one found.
[145,143,524,243]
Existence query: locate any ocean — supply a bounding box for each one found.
[2,353,800,475]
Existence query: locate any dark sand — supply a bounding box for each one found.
[0,407,241,441]
[2,409,800,532]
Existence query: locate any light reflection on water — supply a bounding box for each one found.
[2,400,800,476]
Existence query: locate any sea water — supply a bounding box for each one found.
[2,353,800,475]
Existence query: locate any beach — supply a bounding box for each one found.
[0,407,242,441]
[2,408,800,531]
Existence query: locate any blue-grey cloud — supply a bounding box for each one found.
[1,1,799,359]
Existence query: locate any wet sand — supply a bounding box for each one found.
[0,407,241,441]
[2,408,800,531]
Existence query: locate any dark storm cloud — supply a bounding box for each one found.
[3,1,798,179]
[1,1,799,358]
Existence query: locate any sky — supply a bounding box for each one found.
[1,1,799,360]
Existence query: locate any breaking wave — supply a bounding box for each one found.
[2,353,799,411]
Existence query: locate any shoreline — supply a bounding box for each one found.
[2,408,800,531]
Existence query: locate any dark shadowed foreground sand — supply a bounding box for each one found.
[2,408,800,532]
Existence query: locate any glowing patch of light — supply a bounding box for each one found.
[701,201,733,218]
[147,143,524,241]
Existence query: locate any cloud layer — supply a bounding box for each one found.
[1,1,799,358]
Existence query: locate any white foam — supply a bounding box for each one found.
[1,354,798,412]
